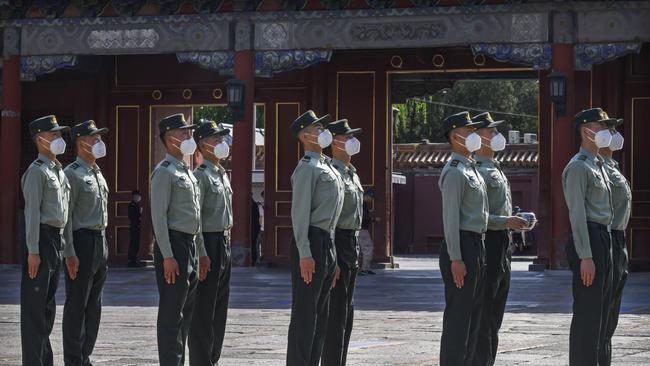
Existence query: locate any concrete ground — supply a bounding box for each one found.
[1,256,649,365]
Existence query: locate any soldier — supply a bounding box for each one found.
[562,107,615,366]
[127,189,143,267]
[286,110,345,366]
[322,119,364,366]
[437,111,489,366]
[471,112,529,365]
[599,118,631,366]
[21,115,71,366]
[188,120,233,366]
[150,113,201,366]
[62,120,110,366]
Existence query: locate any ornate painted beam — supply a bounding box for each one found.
[471,43,551,70]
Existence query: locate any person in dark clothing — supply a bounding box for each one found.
[358,189,375,275]
[251,194,261,265]
[128,190,143,267]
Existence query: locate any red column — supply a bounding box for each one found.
[230,50,255,266]
[0,56,22,264]
[537,44,576,269]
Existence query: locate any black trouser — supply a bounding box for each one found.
[599,229,628,366]
[439,231,486,366]
[322,228,360,366]
[128,224,140,262]
[21,224,63,366]
[287,226,337,366]
[473,230,510,366]
[189,231,231,366]
[567,222,613,366]
[154,230,198,366]
[63,229,108,366]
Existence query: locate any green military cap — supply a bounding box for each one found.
[442,111,482,140]
[70,120,108,141]
[471,112,504,129]
[574,107,622,127]
[326,119,362,136]
[158,113,195,137]
[193,119,230,141]
[29,115,70,137]
[289,110,332,137]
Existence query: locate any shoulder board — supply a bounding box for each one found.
[578,155,587,161]
[70,162,80,170]
[476,161,482,167]
[161,161,171,168]
[197,164,207,171]
[34,159,43,166]
[450,160,459,167]
[302,156,311,162]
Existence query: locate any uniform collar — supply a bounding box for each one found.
[37,153,59,169]
[474,154,498,168]
[331,158,355,172]
[76,156,99,172]
[305,150,323,162]
[579,147,599,163]
[203,159,224,173]
[602,155,618,168]
[165,153,189,169]
[450,152,475,167]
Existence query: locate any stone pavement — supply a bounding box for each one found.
[1,256,649,365]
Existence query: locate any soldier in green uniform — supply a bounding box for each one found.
[437,111,489,366]
[188,120,233,366]
[471,112,529,365]
[322,119,364,366]
[599,117,631,366]
[150,113,200,366]
[286,110,345,366]
[562,107,615,366]
[62,120,110,366]
[21,115,71,366]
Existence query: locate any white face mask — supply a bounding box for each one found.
[609,131,624,151]
[489,133,507,152]
[41,136,66,155]
[172,136,197,155]
[344,137,361,156]
[213,142,230,159]
[586,128,612,148]
[317,129,333,148]
[456,132,481,153]
[83,140,106,159]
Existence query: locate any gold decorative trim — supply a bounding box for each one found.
[390,55,403,69]
[115,105,140,193]
[114,200,132,218]
[274,225,293,257]
[113,225,130,256]
[473,54,486,67]
[336,71,376,186]
[630,97,650,193]
[274,200,292,218]
[274,102,301,193]
[432,54,445,68]
[182,89,192,100]
[152,89,162,101]
[630,228,650,260]
[212,88,223,100]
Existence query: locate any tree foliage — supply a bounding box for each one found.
[394,79,539,143]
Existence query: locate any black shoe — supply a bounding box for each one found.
[358,270,368,276]
[367,270,376,275]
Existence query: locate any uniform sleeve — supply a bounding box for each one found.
[563,163,592,259]
[194,171,208,258]
[440,169,464,261]
[63,170,78,257]
[291,164,316,258]
[22,168,44,255]
[488,214,508,230]
[151,169,174,259]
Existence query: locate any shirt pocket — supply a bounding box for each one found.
[82,178,97,193]
[466,175,480,189]
[46,175,60,190]
[176,176,192,189]
[488,173,502,188]
[209,177,224,193]
[319,172,335,183]
[591,173,608,191]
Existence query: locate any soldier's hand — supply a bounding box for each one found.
[506,216,529,230]
[65,256,80,280]
[332,265,341,289]
[163,257,180,285]
[451,260,467,289]
[580,258,596,287]
[27,254,41,279]
[299,257,316,284]
[199,256,211,281]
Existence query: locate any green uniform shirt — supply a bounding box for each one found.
[475,155,512,231]
[63,157,109,257]
[603,156,631,231]
[438,152,489,261]
[562,147,613,259]
[331,159,364,230]
[193,159,233,257]
[21,154,70,255]
[150,154,201,259]
[291,151,345,258]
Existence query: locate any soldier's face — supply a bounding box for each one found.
[77,134,101,149]
[300,123,324,144]
[199,134,223,151]
[38,131,62,143]
[165,128,192,146]
[476,127,498,140]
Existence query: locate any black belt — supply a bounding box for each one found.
[460,230,486,241]
[40,224,63,234]
[335,228,358,236]
[75,228,104,236]
[587,222,611,233]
